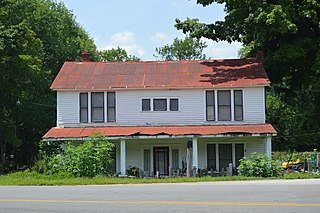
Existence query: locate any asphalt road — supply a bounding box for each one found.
[0,179,320,213]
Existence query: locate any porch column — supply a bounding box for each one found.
[192,137,198,169]
[120,139,126,175]
[266,136,272,159]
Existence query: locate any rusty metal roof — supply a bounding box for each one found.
[51,59,270,90]
[42,124,276,139]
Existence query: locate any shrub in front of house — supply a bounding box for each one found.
[238,152,282,177]
[45,134,115,178]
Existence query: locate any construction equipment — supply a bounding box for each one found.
[281,159,303,172]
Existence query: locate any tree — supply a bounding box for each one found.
[175,0,320,151]
[154,35,208,60]
[96,47,140,62]
[0,0,97,173]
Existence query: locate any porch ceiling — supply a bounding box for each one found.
[42,124,276,141]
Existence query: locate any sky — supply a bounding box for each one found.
[60,0,242,61]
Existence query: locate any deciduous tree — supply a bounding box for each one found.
[154,35,208,60]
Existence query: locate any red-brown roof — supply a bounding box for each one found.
[51,58,270,90]
[43,124,276,139]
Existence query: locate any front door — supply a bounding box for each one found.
[153,147,169,176]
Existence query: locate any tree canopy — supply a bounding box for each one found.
[0,0,97,173]
[96,47,141,62]
[176,0,320,151]
[154,35,208,60]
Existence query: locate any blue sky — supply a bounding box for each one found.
[60,0,242,61]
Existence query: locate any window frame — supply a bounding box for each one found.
[107,92,116,122]
[140,97,180,112]
[205,89,244,122]
[234,90,243,121]
[91,92,104,123]
[79,92,88,123]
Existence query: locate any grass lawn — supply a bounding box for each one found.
[0,171,319,186]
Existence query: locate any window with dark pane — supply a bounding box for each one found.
[235,144,244,167]
[170,98,179,111]
[153,99,167,111]
[91,92,104,122]
[172,149,179,168]
[142,99,151,111]
[234,90,243,121]
[207,144,216,170]
[107,92,116,122]
[79,93,88,123]
[206,91,215,121]
[218,90,231,121]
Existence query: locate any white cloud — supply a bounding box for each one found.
[203,40,243,59]
[150,32,169,43]
[98,31,145,57]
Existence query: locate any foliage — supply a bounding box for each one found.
[0,0,97,173]
[154,35,208,60]
[176,0,320,151]
[272,151,313,163]
[96,47,140,62]
[126,165,140,177]
[238,153,282,177]
[46,134,115,178]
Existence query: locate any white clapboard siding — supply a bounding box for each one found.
[245,139,266,157]
[56,87,266,127]
[57,92,78,126]
[244,87,265,123]
[116,89,205,126]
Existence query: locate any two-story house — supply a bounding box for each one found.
[43,53,276,176]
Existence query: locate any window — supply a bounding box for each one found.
[234,90,243,121]
[91,92,104,122]
[218,90,231,121]
[170,98,179,111]
[172,148,179,169]
[206,91,215,121]
[144,149,151,175]
[153,99,167,111]
[79,93,88,123]
[142,99,151,111]
[235,144,244,167]
[207,144,216,170]
[107,92,116,122]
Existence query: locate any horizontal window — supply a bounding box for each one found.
[141,98,179,112]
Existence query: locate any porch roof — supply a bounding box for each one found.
[42,124,276,141]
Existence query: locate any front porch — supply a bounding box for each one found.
[113,136,272,177]
[42,124,276,177]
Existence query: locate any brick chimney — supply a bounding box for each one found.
[81,51,90,62]
[256,50,264,62]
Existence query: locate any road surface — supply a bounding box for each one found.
[0,179,320,212]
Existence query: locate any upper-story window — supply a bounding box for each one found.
[206,91,215,121]
[218,90,231,121]
[107,92,116,122]
[91,92,104,122]
[154,98,167,111]
[79,92,116,123]
[142,98,179,112]
[206,90,243,121]
[234,90,243,121]
[79,93,88,123]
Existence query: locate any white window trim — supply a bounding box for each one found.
[140,97,180,112]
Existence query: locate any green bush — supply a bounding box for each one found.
[238,152,282,177]
[46,134,115,178]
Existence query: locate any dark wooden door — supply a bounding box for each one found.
[153,147,169,176]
